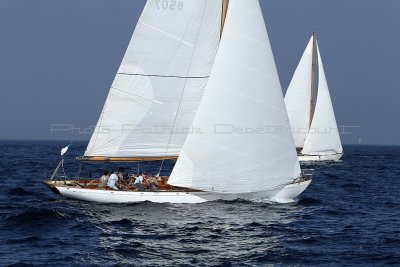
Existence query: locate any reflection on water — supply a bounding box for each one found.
[88,200,303,265]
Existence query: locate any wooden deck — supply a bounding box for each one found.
[43,176,202,193]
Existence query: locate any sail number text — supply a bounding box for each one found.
[156,0,184,11]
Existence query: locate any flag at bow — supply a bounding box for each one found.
[60,144,71,156]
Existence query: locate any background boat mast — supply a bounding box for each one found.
[310,32,316,128]
[221,0,229,37]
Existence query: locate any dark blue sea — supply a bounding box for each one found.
[1,141,399,266]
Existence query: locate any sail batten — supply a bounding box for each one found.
[84,0,223,158]
[168,0,301,193]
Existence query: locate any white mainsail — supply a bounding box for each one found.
[302,43,343,155]
[168,0,301,193]
[284,36,314,147]
[84,0,222,159]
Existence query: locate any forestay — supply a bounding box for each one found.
[302,43,343,155]
[84,0,222,159]
[284,36,314,147]
[169,0,301,193]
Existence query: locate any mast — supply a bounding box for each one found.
[220,0,229,37]
[309,32,316,128]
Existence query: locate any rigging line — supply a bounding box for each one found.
[158,1,210,175]
[61,160,68,182]
[117,72,210,79]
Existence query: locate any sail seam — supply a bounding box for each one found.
[111,86,163,104]
[117,73,210,79]
[139,22,195,47]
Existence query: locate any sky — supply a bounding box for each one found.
[0,0,399,145]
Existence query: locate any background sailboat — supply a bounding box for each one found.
[44,0,311,203]
[285,33,343,161]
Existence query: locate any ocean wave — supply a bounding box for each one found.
[6,187,35,196]
[3,208,71,226]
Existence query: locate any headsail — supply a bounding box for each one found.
[168,0,301,193]
[284,36,314,147]
[302,43,343,155]
[84,0,222,159]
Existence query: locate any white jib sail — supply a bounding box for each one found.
[84,0,222,158]
[168,0,301,193]
[284,36,314,147]
[302,43,343,155]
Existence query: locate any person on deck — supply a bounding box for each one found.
[116,170,125,189]
[107,171,120,190]
[148,176,159,192]
[133,172,145,190]
[99,170,110,188]
[128,175,136,186]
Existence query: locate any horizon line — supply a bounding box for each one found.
[0,138,398,147]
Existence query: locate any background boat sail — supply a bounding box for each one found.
[285,33,343,161]
[44,0,311,203]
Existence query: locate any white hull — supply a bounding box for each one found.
[273,180,312,203]
[52,181,311,204]
[298,153,343,162]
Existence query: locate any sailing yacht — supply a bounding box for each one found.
[44,0,312,204]
[285,33,343,161]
